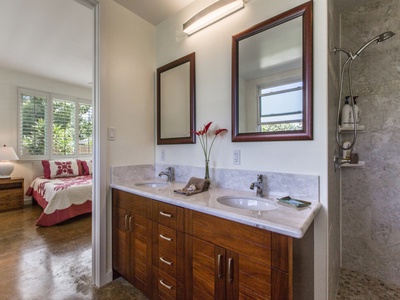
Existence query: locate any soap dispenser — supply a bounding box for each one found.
[341,96,353,128]
[353,96,360,125]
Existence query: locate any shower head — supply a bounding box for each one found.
[377,31,395,42]
[354,31,395,58]
[334,31,395,60]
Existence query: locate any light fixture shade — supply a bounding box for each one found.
[0,146,19,161]
[183,0,244,36]
[0,146,19,179]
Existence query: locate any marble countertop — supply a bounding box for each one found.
[110,179,321,239]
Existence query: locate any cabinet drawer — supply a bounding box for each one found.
[112,189,151,218]
[0,179,24,212]
[153,245,185,283]
[153,224,185,256]
[152,201,184,231]
[153,267,185,300]
[187,210,272,266]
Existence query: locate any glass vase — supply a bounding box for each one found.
[204,159,210,180]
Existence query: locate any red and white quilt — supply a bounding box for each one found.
[26,175,92,226]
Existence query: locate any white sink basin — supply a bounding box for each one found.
[134,181,169,188]
[217,196,277,211]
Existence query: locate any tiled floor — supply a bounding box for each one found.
[0,204,147,300]
[336,268,400,300]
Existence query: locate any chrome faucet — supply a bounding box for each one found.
[158,167,174,182]
[250,174,263,197]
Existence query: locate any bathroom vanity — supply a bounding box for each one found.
[111,179,320,300]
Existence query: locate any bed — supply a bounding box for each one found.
[26,159,92,226]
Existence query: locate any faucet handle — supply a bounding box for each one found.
[257,174,263,182]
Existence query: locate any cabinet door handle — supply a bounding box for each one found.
[159,279,173,290]
[217,254,223,279]
[160,257,173,266]
[159,234,172,242]
[159,211,173,218]
[124,215,128,231]
[128,216,132,232]
[228,257,233,283]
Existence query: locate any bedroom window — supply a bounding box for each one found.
[18,88,93,160]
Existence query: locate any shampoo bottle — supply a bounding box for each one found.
[341,96,353,128]
[353,96,360,124]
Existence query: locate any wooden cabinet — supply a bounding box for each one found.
[152,201,186,299]
[112,189,304,300]
[0,177,24,212]
[112,189,152,298]
[185,210,291,300]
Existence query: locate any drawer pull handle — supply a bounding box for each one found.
[128,216,133,232]
[159,279,173,290]
[159,211,173,218]
[160,257,173,266]
[217,254,223,279]
[124,215,128,231]
[159,234,172,242]
[228,257,233,283]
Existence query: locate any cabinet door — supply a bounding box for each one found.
[130,214,153,298]
[112,206,129,278]
[229,251,272,300]
[186,235,225,300]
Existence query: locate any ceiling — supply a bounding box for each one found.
[114,0,195,25]
[0,0,195,88]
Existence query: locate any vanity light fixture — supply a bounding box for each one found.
[0,145,19,179]
[183,0,244,36]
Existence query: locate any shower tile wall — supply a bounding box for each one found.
[340,0,400,286]
[328,0,342,298]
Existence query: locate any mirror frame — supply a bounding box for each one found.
[157,52,196,144]
[231,2,313,142]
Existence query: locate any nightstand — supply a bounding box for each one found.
[0,177,24,212]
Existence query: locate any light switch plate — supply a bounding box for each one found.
[108,127,116,141]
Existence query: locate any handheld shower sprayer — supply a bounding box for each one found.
[333,31,395,171]
[334,31,395,61]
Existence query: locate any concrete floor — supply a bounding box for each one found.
[0,205,147,300]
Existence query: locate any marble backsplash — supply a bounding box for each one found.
[111,164,319,202]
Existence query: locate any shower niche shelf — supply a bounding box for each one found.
[339,125,365,132]
[341,161,365,168]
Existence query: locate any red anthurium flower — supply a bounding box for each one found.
[203,122,212,134]
[215,128,228,135]
[194,122,228,162]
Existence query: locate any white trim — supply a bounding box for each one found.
[74,0,106,288]
[89,0,106,288]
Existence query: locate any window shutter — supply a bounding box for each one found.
[17,88,49,159]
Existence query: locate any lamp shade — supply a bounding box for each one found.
[0,146,19,161]
[0,146,19,179]
[183,0,244,36]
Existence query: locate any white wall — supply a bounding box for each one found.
[0,68,92,194]
[98,0,156,283]
[156,0,330,298]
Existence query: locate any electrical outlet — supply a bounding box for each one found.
[161,149,166,161]
[233,150,241,165]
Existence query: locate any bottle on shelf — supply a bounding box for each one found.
[353,96,360,125]
[342,140,351,159]
[341,96,353,128]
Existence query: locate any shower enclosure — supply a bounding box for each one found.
[333,0,400,293]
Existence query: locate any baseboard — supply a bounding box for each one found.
[24,197,32,206]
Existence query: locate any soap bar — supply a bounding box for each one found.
[277,196,311,208]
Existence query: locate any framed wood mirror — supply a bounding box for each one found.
[157,52,196,144]
[232,2,313,142]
